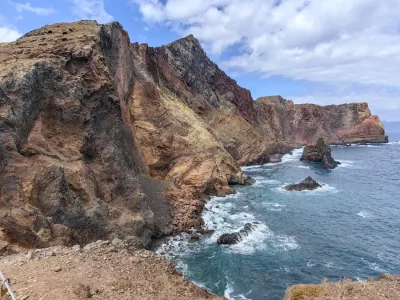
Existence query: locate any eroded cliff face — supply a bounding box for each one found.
[255,96,387,145]
[0,21,388,251]
[0,21,157,250]
[0,21,255,250]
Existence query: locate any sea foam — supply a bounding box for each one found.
[357,210,372,218]
[224,282,250,300]
[263,148,304,166]
[252,177,281,187]
[338,160,355,168]
[202,194,298,255]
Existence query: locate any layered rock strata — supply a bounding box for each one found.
[255,96,388,145]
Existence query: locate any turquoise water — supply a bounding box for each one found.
[157,141,400,300]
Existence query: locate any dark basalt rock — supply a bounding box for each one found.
[188,233,201,243]
[283,176,322,191]
[217,222,259,245]
[197,228,215,235]
[301,137,340,169]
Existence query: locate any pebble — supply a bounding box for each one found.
[71,245,81,252]
[26,251,34,260]
[129,256,140,263]
[53,266,62,272]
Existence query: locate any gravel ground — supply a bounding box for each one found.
[0,239,221,300]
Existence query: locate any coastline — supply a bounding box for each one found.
[0,19,394,300]
[154,141,398,300]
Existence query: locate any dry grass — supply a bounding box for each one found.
[287,285,324,300]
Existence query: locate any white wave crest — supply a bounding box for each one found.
[224,282,250,300]
[306,260,316,267]
[338,160,355,168]
[361,258,386,272]
[297,166,310,169]
[252,177,281,187]
[203,196,298,255]
[262,202,286,212]
[357,210,372,219]
[264,148,304,166]
[241,165,263,171]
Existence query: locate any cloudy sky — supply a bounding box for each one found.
[0,0,399,121]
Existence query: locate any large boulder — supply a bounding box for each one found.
[283,176,322,191]
[217,222,259,245]
[301,138,340,169]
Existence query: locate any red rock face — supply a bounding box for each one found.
[255,96,388,145]
[0,21,388,250]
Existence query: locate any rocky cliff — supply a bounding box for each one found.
[0,21,388,252]
[255,96,387,145]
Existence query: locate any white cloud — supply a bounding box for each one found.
[10,1,56,15]
[133,0,400,88]
[133,0,400,120]
[70,0,113,23]
[0,26,22,42]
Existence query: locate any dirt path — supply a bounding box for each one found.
[0,240,221,300]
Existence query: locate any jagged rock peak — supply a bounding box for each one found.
[165,34,203,49]
[256,95,294,105]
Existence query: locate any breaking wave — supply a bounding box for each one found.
[357,210,372,219]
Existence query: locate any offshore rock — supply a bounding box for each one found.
[283,177,322,191]
[301,138,340,169]
[217,222,259,245]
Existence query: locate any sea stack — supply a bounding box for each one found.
[283,176,322,191]
[301,138,340,169]
[217,222,259,245]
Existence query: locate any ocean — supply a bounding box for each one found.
[157,137,400,300]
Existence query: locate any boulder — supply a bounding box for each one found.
[217,222,259,245]
[197,228,215,235]
[188,233,201,243]
[283,176,322,191]
[301,138,340,169]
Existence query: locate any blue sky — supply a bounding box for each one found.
[0,0,399,121]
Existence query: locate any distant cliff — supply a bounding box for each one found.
[255,96,387,145]
[0,21,387,251]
